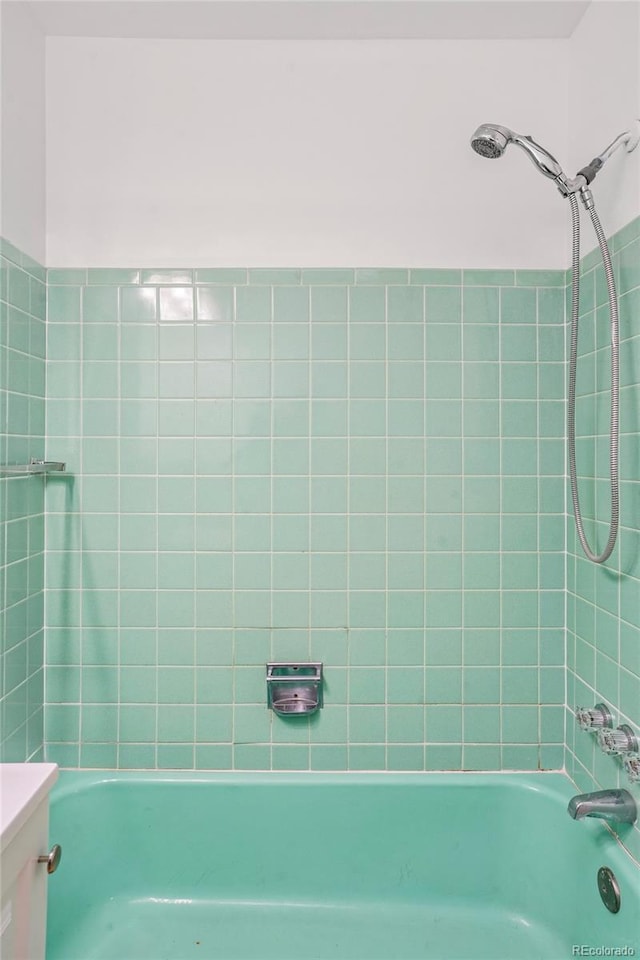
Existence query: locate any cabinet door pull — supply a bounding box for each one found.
[37,844,62,874]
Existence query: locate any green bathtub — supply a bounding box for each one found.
[46,772,640,960]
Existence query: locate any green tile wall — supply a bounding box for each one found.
[0,238,46,761]
[44,264,566,771]
[565,215,640,858]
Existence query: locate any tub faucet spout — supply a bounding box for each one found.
[568,788,637,824]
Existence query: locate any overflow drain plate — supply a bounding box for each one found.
[597,866,621,914]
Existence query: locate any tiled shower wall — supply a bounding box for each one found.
[565,215,640,858]
[44,265,566,770]
[0,239,46,762]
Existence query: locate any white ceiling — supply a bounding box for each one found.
[26,0,591,40]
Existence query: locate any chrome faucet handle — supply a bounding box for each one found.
[576,703,613,732]
[623,755,640,784]
[598,724,639,756]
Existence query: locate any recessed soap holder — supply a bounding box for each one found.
[267,662,323,717]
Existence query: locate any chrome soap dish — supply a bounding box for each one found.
[267,662,323,717]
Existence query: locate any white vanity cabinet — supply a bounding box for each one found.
[0,764,59,960]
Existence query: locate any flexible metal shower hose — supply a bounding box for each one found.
[567,192,619,563]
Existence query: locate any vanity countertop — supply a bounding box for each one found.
[0,764,58,852]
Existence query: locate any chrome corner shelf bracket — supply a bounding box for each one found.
[0,459,67,477]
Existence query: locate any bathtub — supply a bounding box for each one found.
[46,772,639,960]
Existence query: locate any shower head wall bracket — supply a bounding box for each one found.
[624,119,640,153]
[575,119,640,192]
[598,118,640,160]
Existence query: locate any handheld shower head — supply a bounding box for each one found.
[470,123,567,185]
[470,124,512,159]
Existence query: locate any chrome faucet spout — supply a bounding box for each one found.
[568,789,637,824]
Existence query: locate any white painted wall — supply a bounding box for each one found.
[27,0,591,41]
[46,37,570,268]
[0,1,45,263]
[568,1,640,243]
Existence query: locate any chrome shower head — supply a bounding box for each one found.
[472,138,503,159]
[470,122,567,185]
[470,124,512,159]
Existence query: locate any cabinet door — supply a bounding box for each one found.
[0,799,49,960]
